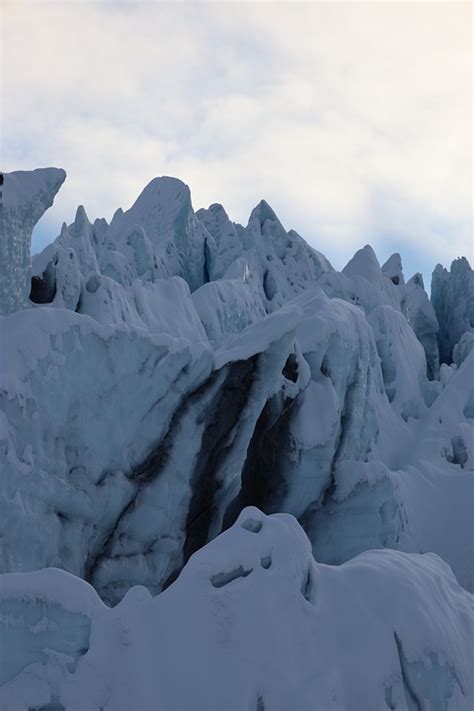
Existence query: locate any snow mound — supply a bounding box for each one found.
[1,508,472,711]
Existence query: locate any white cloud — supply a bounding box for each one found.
[2,0,472,278]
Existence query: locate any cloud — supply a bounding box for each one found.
[2,0,471,283]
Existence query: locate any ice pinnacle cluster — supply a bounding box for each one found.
[0,168,473,710]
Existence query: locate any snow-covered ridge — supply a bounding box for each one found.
[0,168,473,709]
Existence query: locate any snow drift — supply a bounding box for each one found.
[1,508,473,711]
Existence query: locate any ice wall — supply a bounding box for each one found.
[0,168,66,315]
[1,168,473,605]
[432,258,474,364]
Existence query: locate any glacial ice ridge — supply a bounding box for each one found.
[0,167,473,709]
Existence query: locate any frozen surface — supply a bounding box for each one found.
[405,272,440,379]
[382,252,405,287]
[432,257,474,364]
[317,244,402,315]
[1,509,472,711]
[0,168,66,315]
[1,168,473,708]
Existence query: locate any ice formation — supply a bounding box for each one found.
[405,272,440,379]
[432,257,474,364]
[0,168,66,315]
[0,168,473,709]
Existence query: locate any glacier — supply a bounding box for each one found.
[0,167,473,710]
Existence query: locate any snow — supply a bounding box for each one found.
[290,377,339,449]
[317,245,402,315]
[214,305,301,369]
[0,508,472,711]
[382,252,405,287]
[368,304,431,419]
[192,274,267,348]
[1,167,473,709]
[102,176,212,292]
[199,197,334,313]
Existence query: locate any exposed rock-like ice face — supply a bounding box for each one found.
[405,272,440,380]
[1,509,472,711]
[0,168,66,315]
[432,257,474,364]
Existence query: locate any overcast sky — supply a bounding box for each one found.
[2,0,472,285]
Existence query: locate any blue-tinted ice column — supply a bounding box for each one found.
[431,258,474,364]
[0,168,66,315]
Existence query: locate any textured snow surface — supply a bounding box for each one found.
[1,508,473,711]
[1,169,473,709]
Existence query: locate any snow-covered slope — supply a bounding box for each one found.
[1,509,472,711]
[0,168,473,709]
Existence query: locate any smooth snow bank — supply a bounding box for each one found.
[0,507,472,711]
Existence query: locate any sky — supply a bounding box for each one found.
[2,0,472,287]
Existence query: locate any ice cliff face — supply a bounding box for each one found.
[405,272,440,379]
[0,168,66,315]
[432,257,474,364]
[1,168,473,709]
